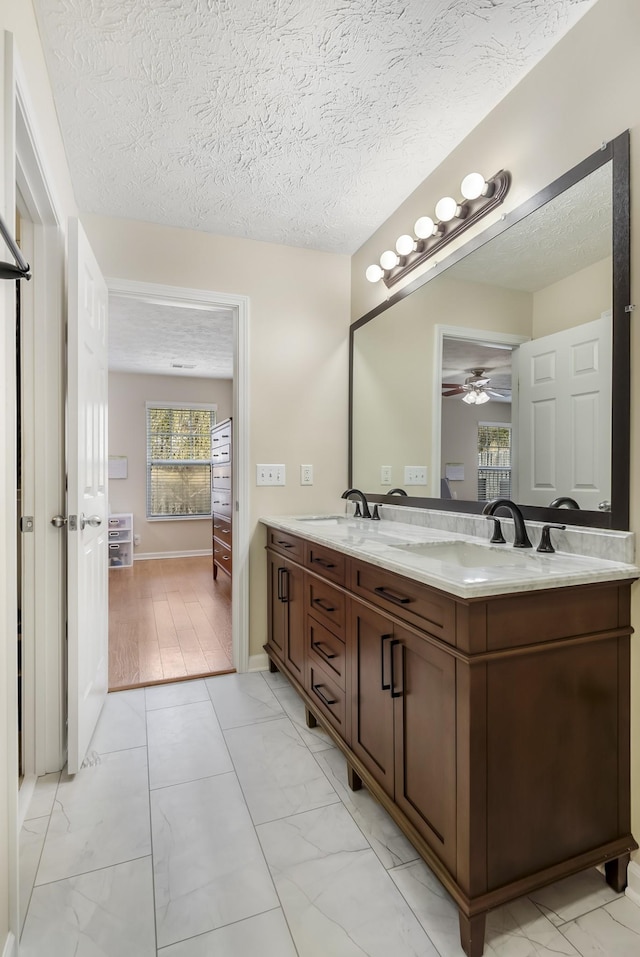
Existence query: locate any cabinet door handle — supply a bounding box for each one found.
[312,597,336,613]
[276,540,294,549]
[281,567,290,602]
[312,640,337,660]
[312,556,336,569]
[380,634,392,690]
[390,639,403,698]
[277,566,286,602]
[313,683,337,707]
[374,586,412,605]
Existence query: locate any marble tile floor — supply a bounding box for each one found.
[19,671,640,956]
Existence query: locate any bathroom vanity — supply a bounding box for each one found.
[263,512,638,957]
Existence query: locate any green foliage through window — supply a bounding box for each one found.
[477,424,511,500]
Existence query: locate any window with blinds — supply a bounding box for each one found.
[477,423,512,501]
[146,403,216,518]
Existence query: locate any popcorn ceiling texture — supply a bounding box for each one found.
[34,0,596,253]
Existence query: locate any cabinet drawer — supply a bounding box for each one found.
[350,560,455,646]
[108,541,132,567]
[213,538,232,575]
[305,542,346,586]
[107,528,130,543]
[213,516,231,545]
[267,528,304,562]
[213,465,232,488]
[308,662,347,738]
[211,425,231,445]
[212,444,231,465]
[306,577,346,640]
[108,515,131,531]
[212,489,232,518]
[308,617,346,690]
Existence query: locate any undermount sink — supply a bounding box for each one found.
[296,515,349,526]
[391,540,543,569]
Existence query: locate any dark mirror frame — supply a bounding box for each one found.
[349,130,630,530]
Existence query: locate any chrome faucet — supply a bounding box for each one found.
[341,488,372,519]
[482,498,533,548]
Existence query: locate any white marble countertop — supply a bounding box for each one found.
[261,513,639,599]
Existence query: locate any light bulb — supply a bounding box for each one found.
[366,264,384,283]
[414,216,436,239]
[435,196,459,222]
[380,249,399,270]
[460,172,487,200]
[395,234,416,256]
[475,390,490,405]
[462,391,476,405]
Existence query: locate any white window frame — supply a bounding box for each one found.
[477,421,512,501]
[145,400,217,521]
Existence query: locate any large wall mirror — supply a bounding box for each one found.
[350,131,630,530]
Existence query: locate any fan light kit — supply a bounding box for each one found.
[365,169,510,289]
[442,369,511,406]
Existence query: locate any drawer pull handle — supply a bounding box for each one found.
[108,519,119,526]
[109,544,120,550]
[380,633,392,690]
[108,531,119,537]
[312,556,336,569]
[313,683,337,707]
[276,540,294,549]
[312,597,336,613]
[390,639,403,698]
[374,586,412,605]
[312,640,337,660]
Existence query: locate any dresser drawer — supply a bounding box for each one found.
[305,541,346,586]
[350,559,456,645]
[213,464,232,488]
[308,662,348,739]
[267,527,304,562]
[306,577,346,640]
[213,537,232,575]
[308,617,346,690]
[212,489,232,518]
[211,444,231,466]
[213,516,231,545]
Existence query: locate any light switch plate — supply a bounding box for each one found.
[256,464,286,486]
[404,465,427,485]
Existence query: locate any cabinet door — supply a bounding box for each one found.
[283,559,305,681]
[267,552,287,663]
[350,601,395,796]
[393,625,457,872]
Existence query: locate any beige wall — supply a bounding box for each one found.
[108,372,232,557]
[85,215,351,663]
[532,257,611,339]
[351,0,640,858]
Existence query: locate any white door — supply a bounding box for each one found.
[66,219,109,774]
[517,315,611,510]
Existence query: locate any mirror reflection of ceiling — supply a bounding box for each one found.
[108,297,234,378]
[442,341,513,395]
[33,0,596,254]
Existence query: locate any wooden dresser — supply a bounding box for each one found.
[211,418,232,579]
[264,523,637,957]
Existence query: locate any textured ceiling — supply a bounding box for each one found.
[108,296,234,377]
[34,0,597,254]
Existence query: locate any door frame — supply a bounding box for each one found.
[107,278,250,673]
[432,324,530,500]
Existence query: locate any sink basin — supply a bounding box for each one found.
[391,540,539,568]
[296,515,349,526]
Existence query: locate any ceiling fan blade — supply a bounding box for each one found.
[442,387,464,396]
[486,389,511,398]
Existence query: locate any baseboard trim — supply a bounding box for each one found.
[626,860,640,908]
[248,652,269,672]
[134,550,212,561]
[2,932,17,957]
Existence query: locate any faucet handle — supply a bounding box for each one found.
[537,524,566,553]
[371,504,380,520]
[353,502,362,518]
[485,515,506,544]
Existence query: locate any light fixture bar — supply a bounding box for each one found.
[368,169,510,290]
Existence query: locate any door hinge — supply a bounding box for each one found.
[20,516,34,532]
[68,515,78,531]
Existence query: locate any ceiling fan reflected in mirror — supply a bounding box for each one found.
[442,369,511,405]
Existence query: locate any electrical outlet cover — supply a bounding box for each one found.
[380,466,392,485]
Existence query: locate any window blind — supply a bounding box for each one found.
[146,404,216,518]
[477,424,512,501]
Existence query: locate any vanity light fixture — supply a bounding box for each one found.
[366,169,510,288]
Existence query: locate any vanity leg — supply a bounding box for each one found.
[605,854,630,892]
[347,764,363,792]
[305,707,318,729]
[458,911,486,957]
[268,658,279,674]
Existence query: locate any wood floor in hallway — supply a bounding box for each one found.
[108,556,233,690]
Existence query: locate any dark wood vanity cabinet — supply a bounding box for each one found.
[266,530,306,683]
[264,525,637,957]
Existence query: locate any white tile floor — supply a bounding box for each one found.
[19,672,640,956]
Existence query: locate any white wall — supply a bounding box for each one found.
[441,400,512,503]
[351,0,640,860]
[108,372,232,558]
